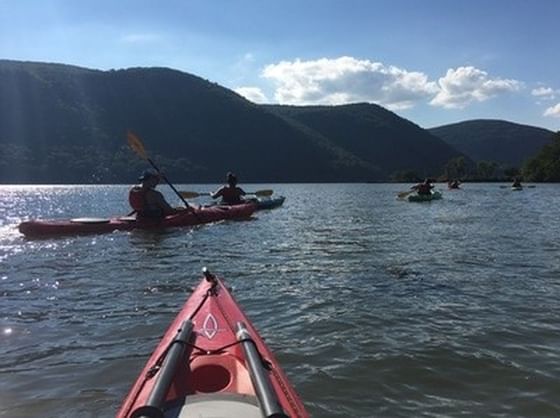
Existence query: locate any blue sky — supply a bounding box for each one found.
[1,0,559,131]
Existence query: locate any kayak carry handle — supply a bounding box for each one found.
[131,320,194,418]
[202,267,217,284]
[236,322,289,418]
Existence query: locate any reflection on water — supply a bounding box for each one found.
[1,183,560,417]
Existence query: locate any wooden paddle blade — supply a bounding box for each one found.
[397,190,413,198]
[127,131,147,159]
[253,189,273,197]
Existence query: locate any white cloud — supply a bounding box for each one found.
[234,86,268,103]
[544,103,560,118]
[532,86,556,100]
[430,66,521,109]
[120,33,161,44]
[261,57,438,110]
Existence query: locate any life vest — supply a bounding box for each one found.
[219,186,243,204]
[128,186,146,211]
[417,184,431,195]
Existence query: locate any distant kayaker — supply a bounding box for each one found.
[129,170,181,218]
[512,178,522,188]
[448,179,461,189]
[211,172,246,205]
[412,178,434,195]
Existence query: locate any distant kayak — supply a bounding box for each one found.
[408,191,443,202]
[116,269,309,418]
[511,186,523,191]
[18,203,256,237]
[250,195,285,210]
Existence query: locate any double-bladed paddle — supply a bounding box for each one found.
[127,131,192,209]
[179,189,274,199]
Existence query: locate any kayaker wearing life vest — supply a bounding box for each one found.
[129,170,181,218]
[211,172,246,205]
[412,178,434,195]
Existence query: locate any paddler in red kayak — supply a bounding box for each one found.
[211,172,247,205]
[129,170,184,218]
[412,178,434,195]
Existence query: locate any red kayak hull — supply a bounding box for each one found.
[18,203,256,237]
[116,273,309,418]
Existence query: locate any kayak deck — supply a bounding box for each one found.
[408,191,442,202]
[18,203,256,237]
[116,270,308,418]
[250,195,285,210]
[165,394,262,417]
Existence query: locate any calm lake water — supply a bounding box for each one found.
[1,183,560,418]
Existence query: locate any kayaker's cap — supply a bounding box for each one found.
[138,170,160,181]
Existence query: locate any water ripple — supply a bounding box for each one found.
[2,184,560,417]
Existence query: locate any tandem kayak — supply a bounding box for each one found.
[18,203,256,237]
[408,191,442,202]
[116,269,309,418]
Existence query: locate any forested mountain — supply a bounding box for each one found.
[523,131,560,181]
[1,60,545,184]
[429,120,555,167]
[1,60,380,183]
[265,104,464,179]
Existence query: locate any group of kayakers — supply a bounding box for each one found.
[131,170,525,217]
[129,170,246,219]
[410,177,523,196]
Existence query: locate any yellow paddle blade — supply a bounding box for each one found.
[127,130,147,160]
[253,189,273,197]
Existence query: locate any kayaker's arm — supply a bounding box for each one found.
[148,190,180,216]
[210,187,225,200]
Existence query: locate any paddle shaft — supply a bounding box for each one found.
[132,320,193,418]
[127,131,191,209]
[146,157,191,208]
[237,322,288,418]
[180,189,274,199]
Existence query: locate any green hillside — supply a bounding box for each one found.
[266,103,465,179]
[429,119,554,167]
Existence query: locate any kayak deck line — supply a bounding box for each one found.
[117,268,308,418]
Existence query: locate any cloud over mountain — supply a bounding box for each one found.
[261,57,438,110]
[532,86,556,99]
[430,66,521,109]
[234,86,267,103]
[235,58,524,113]
[544,103,560,118]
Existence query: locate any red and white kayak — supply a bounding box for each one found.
[18,203,256,237]
[116,269,309,418]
